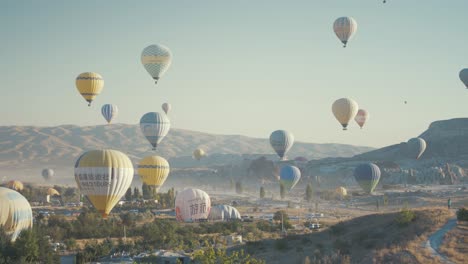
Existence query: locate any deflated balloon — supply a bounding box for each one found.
[162,103,171,115]
[138,156,170,192]
[0,187,33,241]
[406,137,426,159]
[47,188,60,196]
[141,44,172,84]
[42,168,54,181]
[270,130,294,160]
[332,98,359,130]
[76,72,104,106]
[354,109,369,129]
[74,149,134,218]
[280,165,301,191]
[335,186,347,197]
[333,17,358,47]
[353,163,381,194]
[459,69,468,89]
[6,180,23,191]
[140,112,171,150]
[175,188,211,222]
[101,104,118,124]
[193,148,206,161]
[208,205,241,221]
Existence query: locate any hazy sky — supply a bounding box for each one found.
[1,0,467,148]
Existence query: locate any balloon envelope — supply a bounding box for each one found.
[406,137,427,159]
[47,188,60,196]
[208,205,241,221]
[332,98,359,130]
[140,112,171,150]
[333,17,358,47]
[0,187,33,241]
[162,103,171,114]
[6,180,23,191]
[280,165,301,191]
[74,149,134,218]
[353,163,381,194]
[193,148,206,160]
[175,188,211,222]
[354,109,369,129]
[460,69,468,89]
[335,186,347,197]
[141,44,172,84]
[138,156,170,192]
[75,72,104,106]
[101,104,118,124]
[42,168,54,180]
[270,130,294,159]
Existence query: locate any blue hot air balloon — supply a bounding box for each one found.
[280,165,301,191]
[139,112,171,150]
[353,163,381,194]
[270,130,294,160]
[101,104,118,124]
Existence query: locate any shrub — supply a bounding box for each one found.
[274,239,288,251]
[456,207,468,221]
[396,209,416,226]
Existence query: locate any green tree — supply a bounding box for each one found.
[125,187,132,201]
[235,181,243,194]
[230,178,234,190]
[280,182,285,200]
[273,210,292,230]
[133,187,141,199]
[142,183,151,200]
[260,187,265,199]
[13,229,39,262]
[193,246,265,264]
[305,183,313,203]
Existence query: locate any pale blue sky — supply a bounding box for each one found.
[1,0,467,148]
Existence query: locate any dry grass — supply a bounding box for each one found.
[439,222,468,264]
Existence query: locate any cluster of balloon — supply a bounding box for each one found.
[193,148,206,161]
[138,156,170,193]
[279,165,301,192]
[139,112,171,151]
[270,130,294,160]
[333,17,357,48]
[353,163,381,194]
[0,187,33,242]
[175,188,211,222]
[74,149,134,219]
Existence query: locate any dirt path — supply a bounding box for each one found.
[424,217,457,264]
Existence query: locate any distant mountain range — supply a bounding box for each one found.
[0,124,374,179]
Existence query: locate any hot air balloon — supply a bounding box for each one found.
[459,69,468,89]
[6,180,24,191]
[270,130,294,160]
[406,137,426,159]
[138,156,170,193]
[141,44,172,84]
[75,72,104,106]
[101,104,118,124]
[0,187,33,241]
[353,163,381,194]
[175,188,211,222]
[74,149,134,218]
[354,109,369,129]
[47,188,60,196]
[208,205,241,221]
[162,103,171,115]
[333,17,357,47]
[193,148,206,161]
[42,168,54,181]
[335,186,347,197]
[139,112,171,150]
[280,165,301,191]
[332,98,359,130]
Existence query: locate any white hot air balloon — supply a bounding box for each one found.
[332,98,359,130]
[333,17,358,47]
[208,205,241,221]
[162,103,172,115]
[101,104,118,124]
[0,187,33,241]
[270,130,294,160]
[354,109,369,129]
[141,44,172,84]
[175,188,211,222]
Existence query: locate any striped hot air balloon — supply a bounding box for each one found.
[75,72,104,106]
[175,188,211,222]
[333,17,358,47]
[280,165,301,191]
[0,187,33,241]
[270,130,294,160]
[74,149,134,218]
[138,156,170,193]
[139,112,171,150]
[332,98,359,130]
[141,44,172,84]
[353,163,381,194]
[101,104,118,124]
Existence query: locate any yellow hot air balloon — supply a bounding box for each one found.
[335,186,347,197]
[332,98,359,130]
[6,180,24,191]
[138,156,170,192]
[47,188,60,196]
[193,148,206,161]
[74,149,134,218]
[75,72,104,106]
